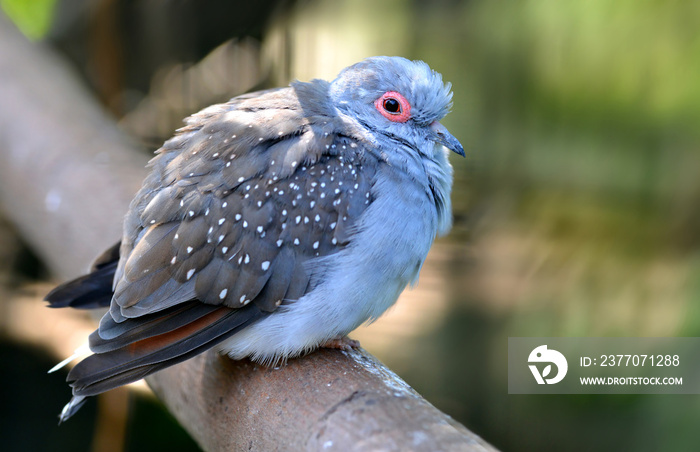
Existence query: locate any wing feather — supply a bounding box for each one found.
[70,304,263,397]
[111,83,378,318]
[48,81,383,421]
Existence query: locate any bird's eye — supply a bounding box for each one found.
[383,98,400,113]
[374,91,411,123]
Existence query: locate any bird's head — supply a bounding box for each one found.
[329,56,464,158]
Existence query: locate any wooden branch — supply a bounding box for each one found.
[0,14,497,452]
[149,348,492,451]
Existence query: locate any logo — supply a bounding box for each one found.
[528,345,568,384]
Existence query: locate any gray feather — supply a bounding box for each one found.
[48,56,463,421]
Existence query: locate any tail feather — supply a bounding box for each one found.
[89,301,220,353]
[48,343,91,374]
[59,396,87,424]
[67,304,264,397]
[46,240,269,422]
[45,242,121,310]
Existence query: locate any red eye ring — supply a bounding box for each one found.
[374,91,411,123]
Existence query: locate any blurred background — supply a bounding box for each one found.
[1,0,699,451]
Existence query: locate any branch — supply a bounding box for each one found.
[0,14,497,452]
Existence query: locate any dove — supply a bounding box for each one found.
[45,56,464,421]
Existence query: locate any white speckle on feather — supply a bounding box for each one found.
[186,246,193,253]
[219,289,228,299]
[186,269,195,280]
[261,261,270,271]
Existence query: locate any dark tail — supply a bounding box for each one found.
[59,302,263,422]
[46,242,267,422]
[45,242,121,310]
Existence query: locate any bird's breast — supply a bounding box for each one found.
[218,167,439,364]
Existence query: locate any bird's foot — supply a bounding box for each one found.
[320,336,360,352]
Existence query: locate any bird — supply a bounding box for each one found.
[45,55,464,422]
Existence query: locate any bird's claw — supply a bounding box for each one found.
[320,336,361,352]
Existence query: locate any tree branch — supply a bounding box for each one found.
[0,14,497,452]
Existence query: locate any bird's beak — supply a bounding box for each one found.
[429,121,465,157]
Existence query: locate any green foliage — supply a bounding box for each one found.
[1,0,56,40]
